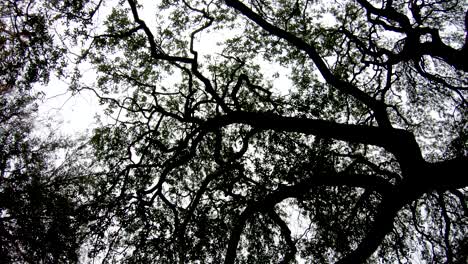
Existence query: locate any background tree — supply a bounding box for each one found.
[9,0,467,263]
[0,88,91,263]
[0,1,95,262]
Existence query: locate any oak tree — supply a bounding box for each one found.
[9,0,468,263]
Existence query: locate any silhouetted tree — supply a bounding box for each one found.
[6,0,468,263]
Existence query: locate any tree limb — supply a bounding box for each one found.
[204,111,423,177]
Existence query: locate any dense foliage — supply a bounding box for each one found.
[2,0,468,263]
[1,1,88,262]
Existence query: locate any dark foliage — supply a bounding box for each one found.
[0,1,89,262]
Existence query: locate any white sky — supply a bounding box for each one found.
[36,77,102,136]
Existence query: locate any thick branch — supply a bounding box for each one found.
[335,156,468,264]
[335,177,430,264]
[335,190,406,264]
[419,37,468,72]
[421,157,468,191]
[205,111,423,176]
[357,0,468,72]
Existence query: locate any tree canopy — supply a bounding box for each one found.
[1,0,468,263]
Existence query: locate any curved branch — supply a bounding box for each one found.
[336,182,424,264]
[223,172,393,264]
[127,0,194,64]
[268,209,297,264]
[204,111,423,177]
[421,157,468,191]
[223,183,307,264]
